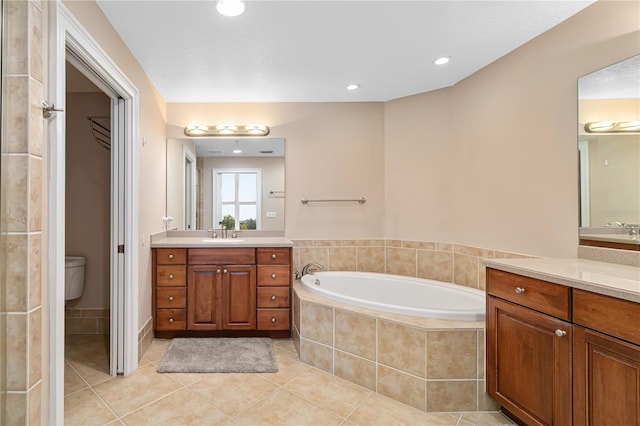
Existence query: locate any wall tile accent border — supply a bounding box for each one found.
[65,309,110,334]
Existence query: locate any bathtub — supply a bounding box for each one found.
[300,271,485,321]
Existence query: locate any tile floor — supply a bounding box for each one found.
[65,335,515,426]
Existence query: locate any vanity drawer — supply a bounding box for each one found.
[156,287,187,309]
[573,289,640,345]
[257,309,290,330]
[156,266,187,287]
[257,248,290,265]
[257,266,291,286]
[189,248,255,265]
[156,309,186,330]
[257,287,290,308]
[156,248,187,265]
[487,268,571,320]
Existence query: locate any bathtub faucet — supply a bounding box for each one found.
[299,262,325,278]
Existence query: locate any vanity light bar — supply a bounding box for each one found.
[585,121,640,133]
[184,124,270,137]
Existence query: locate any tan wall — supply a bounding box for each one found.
[65,92,111,309]
[63,1,168,328]
[167,103,386,239]
[385,0,640,258]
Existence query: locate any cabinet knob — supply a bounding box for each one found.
[271,317,276,323]
[223,269,228,274]
[168,254,174,260]
[555,329,567,337]
[216,269,221,274]
[271,273,277,279]
[515,287,526,294]
[271,295,277,301]
[169,274,174,279]
[168,318,174,323]
[168,296,174,301]
[271,254,277,259]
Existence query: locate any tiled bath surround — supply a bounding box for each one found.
[291,239,531,413]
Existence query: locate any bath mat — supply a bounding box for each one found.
[156,337,278,373]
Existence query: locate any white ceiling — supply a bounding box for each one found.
[578,55,640,99]
[96,0,595,102]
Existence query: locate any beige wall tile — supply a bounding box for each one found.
[494,250,531,259]
[377,365,426,411]
[454,244,494,259]
[6,77,29,153]
[293,327,301,356]
[293,247,300,272]
[29,308,42,387]
[7,314,27,390]
[427,330,477,379]
[5,392,27,425]
[314,239,342,247]
[385,240,402,247]
[403,241,436,250]
[81,309,109,318]
[300,301,333,345]
[356,246,385,273]
[334,350,376,391]
[299,247,329,270]
[335,310,376,360]
[29,4,43,83]
[341,239,371,247]
[477,380,500,411]
[29,79,44,157]
[329,247,357,271]
[300,338,333,374]
[293,290,301,332]
[378,320,425,378]
[477,330,485,380]
[29,381,42,425]
[385,247,416,277]
[65,308,82,318]
[437,242,454,252]
[6,1,28,74]
[6,234,28,311]
[6,155,29,231]
[29,157,43,232]
[417,250,453,283]
[426,380,477,412]
[65,317,98,334]
[370,239,387,247]
[453,253,478,289]
[29,234,42,309]
[478,259,487,291]
[292,239,314,247]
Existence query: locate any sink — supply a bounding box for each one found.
[201,238,244,243]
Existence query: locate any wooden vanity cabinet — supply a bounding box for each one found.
[487,269,572,426]
[153,248,188,331]
[256,248,292,330]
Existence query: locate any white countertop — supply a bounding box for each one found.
[483,258,640,304]
[151,236,293,248]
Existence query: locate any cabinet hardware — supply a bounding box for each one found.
[168,254,174,260]
[515,287,526,294]
[169,274,174,279]
[168,318,174,323]
[223,269,228,274]
[555,329,567,337]
[216,269,221,274]
[271,254,277,259]
[271,295,277,301]
[271,273,277,279]
[168,296,174,302]
[271,317,276,323]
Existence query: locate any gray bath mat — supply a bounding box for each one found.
[156,337,278,373]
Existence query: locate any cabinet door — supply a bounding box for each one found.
[188,266,222,330]
[221,265,256,330]
[488,296,572,426]
[573,326,640,426]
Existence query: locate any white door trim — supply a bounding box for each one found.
[48,2,140,423]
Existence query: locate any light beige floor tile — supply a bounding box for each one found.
[65,334,109,362]
[234,388,343,426]
[161,371,208,386]
[65,363,88,395]
[188,373,279,417]
[105,421,124,426]
[64,388,118,426]
[347,394,458,426]
[93,364,184,417]
[69,350,112,386]
[283,368,371,417]
[272,338,297,354]
[141,339,172,365]
[260,348,311,386]
[121,388,230,425]
[459,412,516,425]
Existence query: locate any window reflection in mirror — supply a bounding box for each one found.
[166,138,285,231]
[578,55,640,231]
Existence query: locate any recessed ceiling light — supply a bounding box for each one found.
[347,84,360,91]
[434,56,451,65]
[232,149,243,154]
[216,0,246,17]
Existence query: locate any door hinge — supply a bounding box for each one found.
[118,245,125,254]
[42,101,64,119]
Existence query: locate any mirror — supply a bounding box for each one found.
[578,55,640,233]
[166,138,285,232]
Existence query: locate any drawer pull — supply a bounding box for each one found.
[168,296,174,302]
[271,254,277,259]
[168,318,174,323]
[169,274,174,279]
[271,295,277,301]
[223,269,228,274]
[271,273,277,279]
[515,287,526,294]
[555,329,567,337]
[168,254,174,260]
[216,269,221,274]
[271,317,276,323]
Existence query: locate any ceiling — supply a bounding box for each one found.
[96,0,595,103]
[578,55,640,99]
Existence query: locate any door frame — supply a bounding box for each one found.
[48,2,140,423]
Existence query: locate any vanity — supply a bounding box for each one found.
[484,258,640,426]
[151,234,293,338]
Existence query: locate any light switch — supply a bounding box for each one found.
[266,211,277,218]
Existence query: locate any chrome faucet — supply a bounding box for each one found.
[299,262,324,278]
[605,221,625,227]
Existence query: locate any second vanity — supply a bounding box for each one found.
[151,233,293,338]
[484,257,640,426]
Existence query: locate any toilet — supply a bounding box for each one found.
[65,256,86,301]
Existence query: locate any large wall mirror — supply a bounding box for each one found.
[166,138,285,232]
[578,55,640,248]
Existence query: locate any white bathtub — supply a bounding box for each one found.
[300,271,485,321]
